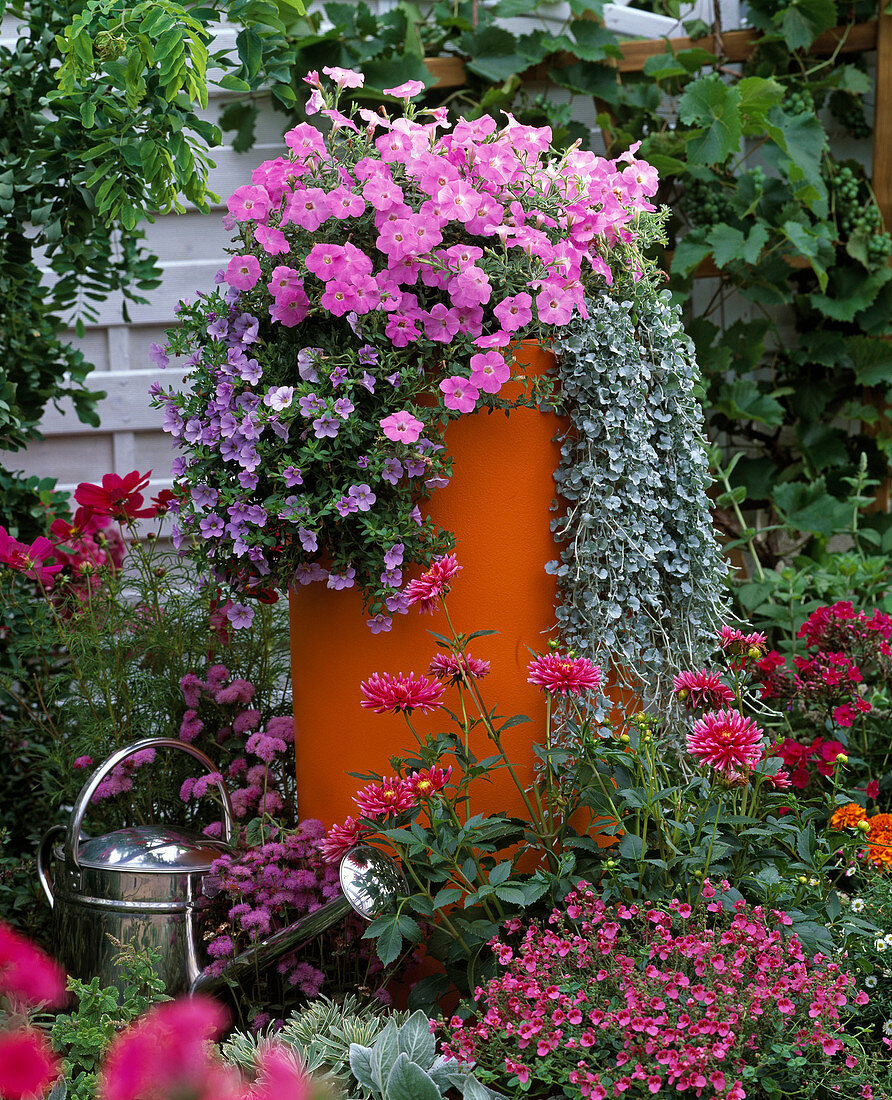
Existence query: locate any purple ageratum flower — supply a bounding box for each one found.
[283,465,303,487]
[313,414,339,439]
[367,614,393,634]
[191,485,219,508]
[382,458,403,485]
[348,484,376,512]
[238,470,259,490]
[199,514,225,538]
[264,386,295,411]
[360,371,376,393]
[334,397,354,418]
[227,603,255,629]
[358,345,379,365]
[327,568,356,590]
[294,562,328,585]
[298,394,325,416]
[149,342,170,369]
[384,542,405,569]
[330,367,348,387]
[298,527,318,552]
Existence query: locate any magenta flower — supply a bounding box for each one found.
[360,671,445,714]
[428,651,491,683]
[320,816,369,864]
[0,529,62,586]
[321,65,364,89]
[672,670,735,711]
[687,709,765,773]
[469,351,510,395]
[226,184,270,223]
[0,922,67,1007]
[718,625,767,654]
[383,80,426,98]
[439,375,479,413]
[406,765,453,799]
[380,410,423,443]
[404,553,462,613]
[353,776,416,819]
[254,225,289,255]
[494,292,533,331]
[527,653,601,696]
[224,254,261,290]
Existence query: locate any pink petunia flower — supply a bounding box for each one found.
[527,653,601,696]
[404,553,462,612]
[360,671,445,714]
[380,410,424,444]
[687,709,765,773]
[224,254,261,290]
[439,375,479,413]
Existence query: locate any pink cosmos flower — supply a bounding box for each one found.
[0,921,67,1007]
[0,1028,60,1100]
[687,709,765,773]
[320,816,368,864]
[672,670,735,711]
[0,529,63,586]
[224,254,261,290]
[428,651,491,683]
[354,776,416,819]
[360,671,445,714]
[404,553,462,612]
[439,375,479,413]
[380,410,423,444]
[527,654,601,696]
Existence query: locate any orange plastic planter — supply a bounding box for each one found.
[289,343,565,827]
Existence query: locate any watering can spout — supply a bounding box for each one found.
[189,845,404,996]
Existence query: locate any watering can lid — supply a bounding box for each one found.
[67,824,231,872]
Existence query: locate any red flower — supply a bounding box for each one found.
[74,469,157,521]
[404,553,462,613]
[0,922,66,1008]
[49,506,101,543]
[0,527,62,586]
[687,709,764,773]
[320,816,369,864]
[867,779,880,801]
[360,671,445,714]
[0,1028,60,1100]
[150,488,177,514]
[527,653,601,696]
[672,670,735,711]
[353,777,416,819]
[428,651,491,683]
[407,765,453,799]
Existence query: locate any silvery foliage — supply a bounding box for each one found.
[550,289,729,714]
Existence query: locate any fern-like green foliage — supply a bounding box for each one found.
[49,942,170,1100]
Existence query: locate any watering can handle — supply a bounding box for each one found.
[66,737,236,869]
[36,824,66,908]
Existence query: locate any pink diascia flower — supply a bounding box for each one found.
[320,815,368,864]
[688,709,765,773]
[360,671,446,714]
[354,776,416,819]
[404,553,462,613]
[380,410,424,444]
[527,653,601,696]
[672,670,735,711]
[428,651,491,683]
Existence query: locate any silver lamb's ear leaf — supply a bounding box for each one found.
[349,1044,375,1093]
[462,1074,501,1100]
[46,1082,67,1100]
[384,1052,443,1100]
[370,1020,400,1093]
[396,1009,436,1065]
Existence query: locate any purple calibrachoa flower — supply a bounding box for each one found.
[329,367,348,387]
[382,458,403,485]
[298,527,318,552]
[282,466,303,487]
[335,496,359,517]
[384,543,404,569]
[299,394,325,416]
[313,413,340,439]
[366,613,393,634]
[226,602,255,629]
[327,567,356,590]
[348,483,376,512]
[333,397,354,418]
[263,386,295,410]
[149,342,170,368]
[191,485,219,508]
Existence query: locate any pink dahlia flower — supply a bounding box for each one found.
[428,651,491,683]
[320,816,368,864]
[672,670,735,711]
[354,777,416,819]
[360,671,445,714]
[687,709,765,773]
[404,553,462,613]
[527,653,601,696]
[407,765,453,799]
[718,625,767,655]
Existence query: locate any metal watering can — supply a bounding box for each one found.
[37,737,403,995]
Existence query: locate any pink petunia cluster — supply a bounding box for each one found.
[438,882,867,1099]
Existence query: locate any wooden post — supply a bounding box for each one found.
[873,6,892,230]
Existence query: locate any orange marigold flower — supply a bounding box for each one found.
[830,803,868,830]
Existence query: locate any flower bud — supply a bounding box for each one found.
[857,819,871,832]
[798,875,808,884]
[619,733,631,744]
[836,753,848,765]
